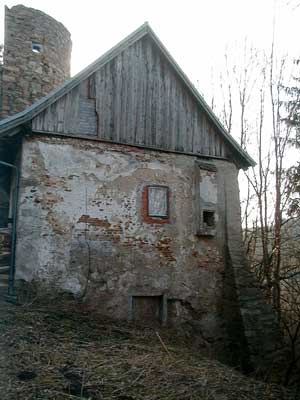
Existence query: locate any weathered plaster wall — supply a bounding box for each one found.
[1,5,71,118]
[15,135,240,342]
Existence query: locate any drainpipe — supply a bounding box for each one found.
[0,160,19,298]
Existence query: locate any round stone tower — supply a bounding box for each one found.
[0,5,72,118]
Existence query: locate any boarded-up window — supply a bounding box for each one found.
[147,186,169,218]
[132,296,163,322]
[129,295,167,324]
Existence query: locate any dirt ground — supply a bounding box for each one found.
[0,299,297,400]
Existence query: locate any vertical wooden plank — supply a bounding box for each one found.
[169,71,177,151]
[186,97,194,153]
[32,112,42,131]
[159,50,167,148]
[56,95,66,133]
[89,74,96,99]
[150,40,157,147]
[108,62,115,140]
[95,68,105,138]
[120,50,128,144]
[149,43,156,147]
[100,65,108,139]
[43,104,52,132]
[202,115,209,155]
[199,113,205,154]
[79,79,89,98]
[154,46,163,148]
[176,81,184,152]
[134,40,143,144]
[107,62,114,140]
[184,95,189,152]
[138,38,148,145]
[208,125,213,155]
[191,109,198,154]
[145,37,153,147]
[69,86,81,134]
[126,44,136,145]
[102,63,110,140]
[219,136,224,157]
[142,37,149,146]
[161,57,169,149]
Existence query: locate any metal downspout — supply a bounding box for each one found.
[0,160,19,298]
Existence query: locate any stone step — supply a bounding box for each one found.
[0,229,11,251]
[0,271,8,297]
[0,275,9,290]
[0,227,11,234]
[0,266,9,274]
[0,254,11,265]
[0,279,8,288]
[0,251,10,257]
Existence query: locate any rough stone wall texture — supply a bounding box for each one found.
[0,5,71,118]
[224,167,284,370]
[16,134,234,343]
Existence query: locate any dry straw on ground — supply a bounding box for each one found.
[0,300,297,400]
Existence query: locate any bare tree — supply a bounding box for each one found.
[212,37,300,384]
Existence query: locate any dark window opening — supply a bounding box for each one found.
[147,185,169,218]
[203,210,215,227]
[32,42,42,53]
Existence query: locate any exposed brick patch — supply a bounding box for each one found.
[78,215,111,229]
[155,237,176,262]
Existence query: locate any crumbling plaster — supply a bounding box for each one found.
[16,135,240,340]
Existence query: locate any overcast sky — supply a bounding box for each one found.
[1,0,300,98]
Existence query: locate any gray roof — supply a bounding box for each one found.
[0,22,255,168]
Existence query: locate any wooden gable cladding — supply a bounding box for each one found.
[32,36,228,159]
[32,82,97,136]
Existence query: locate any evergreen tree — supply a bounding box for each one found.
[284,63,300,216]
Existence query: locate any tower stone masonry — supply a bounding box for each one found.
[0,5,72,118]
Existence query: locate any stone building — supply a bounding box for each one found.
[0,5,282,369]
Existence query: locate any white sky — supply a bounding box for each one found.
[1,0,300,97]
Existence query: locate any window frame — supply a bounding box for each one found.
[141,184,171,224]
[147,185,169,219]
